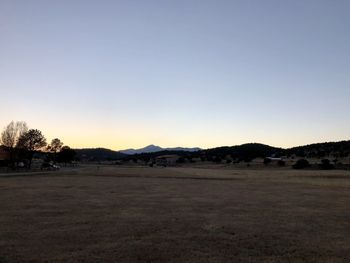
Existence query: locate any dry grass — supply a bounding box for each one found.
[0,165,349,262]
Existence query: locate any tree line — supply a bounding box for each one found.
[0,121,76,169]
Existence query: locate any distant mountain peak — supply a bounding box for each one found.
[119,145,201,155]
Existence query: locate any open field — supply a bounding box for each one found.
[0,166,349,262]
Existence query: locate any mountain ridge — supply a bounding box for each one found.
[74,140,350,161]
[119,144,201,155]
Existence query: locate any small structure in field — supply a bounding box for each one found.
[265,157,282,162]
[155,155,179,166]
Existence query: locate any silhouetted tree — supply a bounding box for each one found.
[264,158,272,165]
[176,157,186,164]
[213,156,222,163]
[17,129,47,168]
[0,121,28,168]
[292,159,310,169]
[243,157,253,163]
[200,156,207,162]
[278,160,286,166]
[47,138,63,153]
[0,121,28,148]
[319,159,335,170]
[47,138,63,162]
[58,146,76,165]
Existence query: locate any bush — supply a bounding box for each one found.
[319,159,335,170]
[200,156,207,162]
[292,159,310,169]
[213,156,222,163]
[263,158,272,165]
[176,157,186,164]
[278,160,286,166]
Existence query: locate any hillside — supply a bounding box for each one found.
[74,141,350,162]
[286,140,350,158]
[201,143,283,161]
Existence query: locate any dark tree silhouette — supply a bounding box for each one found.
[47,138,63,162]
[264,158,272,165]
[319,159,335,170]
[0,121,28,168]
[58,146,76,165]
[292,159,310,169]
[47,138,63,153]
[0,121,28,148]
[17,129,47,168]
[176,157,185,164]
[278,160,286,166]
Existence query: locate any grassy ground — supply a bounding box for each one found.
[0,165,349,262]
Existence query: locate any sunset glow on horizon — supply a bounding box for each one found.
[1,0,349,150]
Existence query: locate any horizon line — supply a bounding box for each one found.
[72,139,350,152]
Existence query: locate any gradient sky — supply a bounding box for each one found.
[1,0,349,150]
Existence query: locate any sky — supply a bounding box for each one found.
[0,0,349,150]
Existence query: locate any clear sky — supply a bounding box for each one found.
[1,0,349,150]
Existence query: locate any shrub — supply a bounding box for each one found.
[263,158,272,165]
[319,159,335,170]
[176,157,185,164]
[243,158,253,163]
[278,160,286,166]
[292,159,310,169]
[213,156,222,163]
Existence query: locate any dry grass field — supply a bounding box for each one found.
[0,165,349,262]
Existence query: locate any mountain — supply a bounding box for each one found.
[201,143,283,161]
[200,141,350,161]
[120,145,162,154]
[119,144,201,155]
[285,140,350,158]
[74,141,350,162]
[75,148,127,161]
